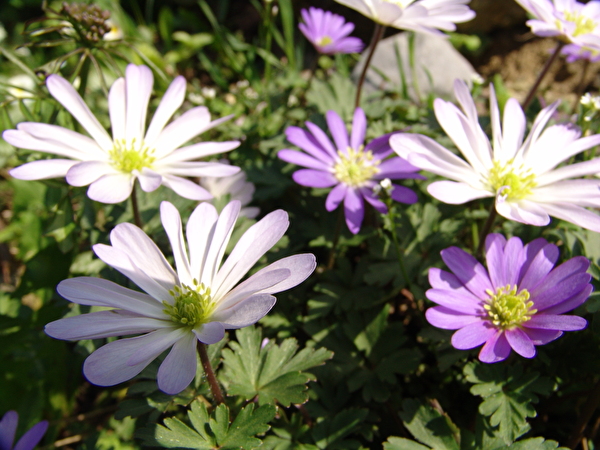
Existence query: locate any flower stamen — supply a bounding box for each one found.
[333,146,380,187]
[109,138,156,173]
[488,159,537,201]
[484,285,537,330]
[563,11,596,36]
[164,279,215,327]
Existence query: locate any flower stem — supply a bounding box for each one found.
[197,342,225,404]
[521,41,565,110]
[389,218,412,290]
[355,23,385,109]
[130,182,143,229]
[327,209,345,270]
[476,203,498,258]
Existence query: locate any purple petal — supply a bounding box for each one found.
[505,327,536,358]
[0,411,17,450]
[292,169,338,188]
[485,235,525,288]
[215,293,277,328]
[306,122,337,158]
[518,241,559,290]
[441,247,494,298]
[285,126,335,163]
[157,331,198,395]
[522,327,562,345]
[193,322,225,344]
[390,184,418,204]
[278,149,331,171]
[530,256,590,294]
[541,284,593,315]
[478,331,511,363]
[343,187,364,234]
[426,288,483,315]
[531,272,591,311]
[451,321,498,349]
[326,183,347,211]
[425,306,481,330]
[524,314,587,331]
[13,421,48,450]
[350,108,366,150]
[326,110,349,151]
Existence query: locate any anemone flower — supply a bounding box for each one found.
[515,0,600,50]
[426,233,591,362]
[391,79,600,231]
[299,7,364,54]
[0,410,48,450]
[333,0,475,36]
[45,200,316,395]
[3,64,240,203]
[278,107,422,234]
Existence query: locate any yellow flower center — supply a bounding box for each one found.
[333,146,380,187]
[488,160,537,201]
[484,285,537,330]
[317,36,333,47]
[563,11,596,36]
[109,138,156,173]
[163,280,215,328]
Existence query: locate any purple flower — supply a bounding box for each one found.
[562,43,600,62]
[299,7,364,55]
[278,108,423,233]
[426,233,591,363]
[0,411,48,450]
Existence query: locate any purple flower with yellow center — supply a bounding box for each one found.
[0,411,48,450]
[426,233,591,363]
[278,108,423,233]
[299,7,364,55]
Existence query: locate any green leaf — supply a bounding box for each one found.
[311,409,368,449]
[222,326,333,406]
[464,362,554,445]
[399,399,460,450]
[141,401,276,449]
[384,437,431,450]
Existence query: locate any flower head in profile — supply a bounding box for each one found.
[391,79,600,231]
[516,0,600,50]
[333,0,475,36]
[45,200,316,394]
[0,410,48,450]
[200,162,260,219]
[299,7,364,54]
[426,234,591,362]
[278,108,422,233]
[4,64,240,203]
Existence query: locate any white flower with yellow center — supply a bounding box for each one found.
[333,0,475,36]
[3,64,240,203]
[391,79,600,231]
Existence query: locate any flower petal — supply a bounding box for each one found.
[524,314,587,331]
[87,173,134,203]
[425,306,481,329]
[292,169,338,188]
[428,180,492,204]
[186,202,219,279]
[522,328,562,345]
[440,246,493,298]
[325,183,347,211]
[519,241,559,291]
[10,159,78,180]
[344,187,364,234]
[161,174,213,201]
[451,321,497,349]
[108,77,126,142]
[214,293,277,328]
[66,160,117,186]
[144,75,186,146]
[13,420,48,450]
[193,321,225,344]
[326,110,349,151]
[125,64,153,142]
[0,411,17,450]
[160,201,193,286]
[478,330,511,363]
[157,330,198,394]
[541,284,593,315]
[278,149,331,171]
[505,327,536,358]
[426,288,484,315]
[350,108,367,150]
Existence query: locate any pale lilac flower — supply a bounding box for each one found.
[515,0,600,56]
[0,411,48,450]
[333,0,475,36]
[199,161,259,219]
[45,200,316,395]
[562,42,600,62]
[426,233,591,363]
[278,108,422,234]
[391,79,600,231]
[3,64,240,204]
[299,7,364,54]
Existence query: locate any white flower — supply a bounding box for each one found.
[333,0,475,36]
[3,64,240,203]
[200,162,260,219]
[391,79,600,231]
[45,200,316,394]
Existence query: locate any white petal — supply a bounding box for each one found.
[4,128,92,160]
[46,74,113,150]
[145,76,187,146]
[152,107,211,157]
[535,158,600,186]
[109,222,179,292]
[539,202,600,232]
[428,180,492,204]
[531,180,600,208]
[249,254,316,295]
[157,161,241,177]
[186,202,219,280]
[87,173,134,203]
[108,77,126,142]
[160,201,193,285]
[215,268,290,312]
[45,310,171,340]
[159,141,240,165]
[495,198,550,226]
[66,161,117,186]
[83,328,182,386]
[160,174,213,201]
[214,294,276,328]
[137,168,163,192]
[212,209,289,300]
[500,98,526,161]
[56,277,166,318]
[192,321,225,344]
[125,64,154,142]
[93,244,172,301]
[157,330,198,394]
[10,160,77,180]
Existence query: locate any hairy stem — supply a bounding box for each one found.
[198,342,225,404]
[355,24,385,109]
